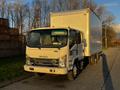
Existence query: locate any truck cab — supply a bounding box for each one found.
[24,27,84,80]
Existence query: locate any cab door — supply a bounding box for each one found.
[68,30,84,70]
[69,30,78,62]
[76,31,84,60]
[69,30,84,68]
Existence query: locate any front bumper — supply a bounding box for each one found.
[24,65,68,75]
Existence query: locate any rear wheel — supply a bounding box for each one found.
[96,53,100,63]
[89,53,101,64]
[89,55,96,64]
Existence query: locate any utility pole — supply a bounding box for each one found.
[105,24,107,48]
[102,22,107,48]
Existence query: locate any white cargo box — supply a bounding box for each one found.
[50,8,102,56]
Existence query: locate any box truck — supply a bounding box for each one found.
[24,8,102,80]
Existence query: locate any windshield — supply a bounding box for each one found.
[26,29,68,48]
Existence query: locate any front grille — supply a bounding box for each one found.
[30,58,59,67]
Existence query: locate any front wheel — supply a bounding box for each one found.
[77,60,84,71]
[67,64,78,80]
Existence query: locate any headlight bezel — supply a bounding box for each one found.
[59,55,67,68]
[26,56,31,65]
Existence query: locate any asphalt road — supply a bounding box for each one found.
[1,48,120,90]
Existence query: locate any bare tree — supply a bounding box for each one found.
[51,0,81,11]
[6,0,28,34]
[26,5,32,31]
[101,7,116,47]
[7,3,15,27]
[32,0,42,28]
[41,0,50,26]
[0,0,7,18]
[82,0,87,8]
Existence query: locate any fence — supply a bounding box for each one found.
[0,18,25,57]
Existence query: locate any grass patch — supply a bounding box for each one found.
[0,56,28,82]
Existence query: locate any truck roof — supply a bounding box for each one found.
[31,27,69,31]
[50,8,100,20]
[50,8,90,15]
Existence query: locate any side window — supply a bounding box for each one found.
[69,30,76,48]
[69,30,82,48]
[76,31,81,44]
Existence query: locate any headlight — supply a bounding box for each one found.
[59,55,67,68]
[26,59,31,65]
[59,60,65,67]
[26,56,31,65]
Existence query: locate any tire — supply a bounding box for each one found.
[96,54,100,63]
[89,55,96,64]
[76,60,83,71]
[67,64,78,80]
[79,60,84,70]
[89,54,100,64]
[83,57,89,68]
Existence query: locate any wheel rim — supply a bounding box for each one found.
[80,61,83,70]
[73,65,77,77]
